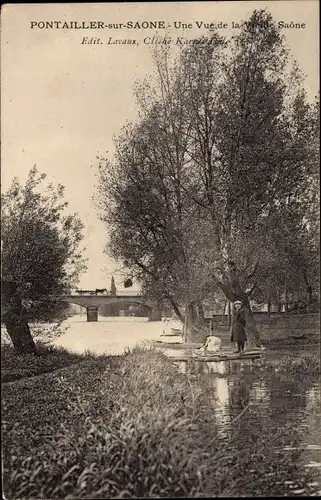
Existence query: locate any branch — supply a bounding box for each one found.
[244,261,260,285]
[246,281,258,297]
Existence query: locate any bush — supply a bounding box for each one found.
[1,321,69,347]
[30,321,70,344]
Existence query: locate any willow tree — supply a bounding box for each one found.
[96,10,318,346]
[96,102,199,331]
[1,167,87,354]
[173,10,318,345]
[96,33,228,341]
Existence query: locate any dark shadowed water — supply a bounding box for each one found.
[175,349,321,496]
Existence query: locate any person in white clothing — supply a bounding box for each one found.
[197,332,222,354]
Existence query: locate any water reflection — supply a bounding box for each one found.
[179,358,321,493]
[211,377,230,425]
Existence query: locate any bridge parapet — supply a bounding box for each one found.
[71,289,143,297]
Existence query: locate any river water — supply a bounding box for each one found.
[3,315,321,495]
[52,315,321,494]
[194,364,321,495]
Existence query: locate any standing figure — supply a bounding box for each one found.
[231,300,247,353]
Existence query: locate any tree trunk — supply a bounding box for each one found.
[267,295,271,317]
[267,295,271,327]
[196,302,205,325]
[284,284,289,315]
[228,301,231,329]
[242,296,262,349]
[230,302,235,344]
[278,301,282,313]
[303,271,313,305]
[307,285,313,305]
[222,301,227,323]
[3,315,36,354]
[1,280,37,355]
[183,302,206,344]
[183,303,194,343]
[217,280,262,348]
[168,297,184,323]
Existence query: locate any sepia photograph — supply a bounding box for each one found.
[1,1,320,498]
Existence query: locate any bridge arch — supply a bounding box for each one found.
[61,295,161,322]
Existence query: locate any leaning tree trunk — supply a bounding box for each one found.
[242,296,262,349]
[183,302,207,344]
[3,313,37,355]
[168,297,185,323]
[1,280,37,355]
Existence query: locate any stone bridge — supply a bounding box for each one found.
[62,291,162,322]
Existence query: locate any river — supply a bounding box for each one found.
[51,315,179,354]
[52,315,321,495]
[3,314,321,495]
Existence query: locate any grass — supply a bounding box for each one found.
[2,345,320,498]
[2,349,215,498]
[262,351,320,378]
[1,321,110,382]
[260,327,320,347]
[0,342,99,382]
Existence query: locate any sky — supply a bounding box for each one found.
[1,1,319,290]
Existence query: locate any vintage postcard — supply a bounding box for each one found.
[1,1,320,498]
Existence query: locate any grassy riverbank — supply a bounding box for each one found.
[1,343,98,382]
[2,344,320,498]
[263,351,320,377]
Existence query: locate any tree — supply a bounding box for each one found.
[96,44,215,340]
[249,92,320,314]
[1,167,87,354]
[174,10,318,343]
[110,276,117,296]
[96,10,319,346]
[109,275,118,315]
[172,10,314,345]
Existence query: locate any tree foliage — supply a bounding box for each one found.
[96,10,319,344]
[110,276,117,296]
[1,167,87,353]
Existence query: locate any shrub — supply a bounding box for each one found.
[30,321,70,344]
